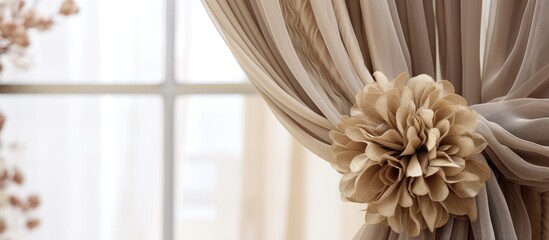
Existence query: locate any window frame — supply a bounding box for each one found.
[0,1,255,239]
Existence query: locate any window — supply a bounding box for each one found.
[0,1,255,239]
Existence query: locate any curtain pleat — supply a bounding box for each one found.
[395,0,436,77]
[359,0,411,79]
[542,192,549,239]
[482,0,531,102]
[345,0,373,72]
[203,0,549,239]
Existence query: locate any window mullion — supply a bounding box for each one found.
[163,0,176,238]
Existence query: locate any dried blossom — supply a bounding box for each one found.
[59,0,79,16]
[329,72,490,236]
[0,113,4,132]
[27,195,40,209]
[0,21,16,39]
[0,170,7,182]
[12,167,24,184]
[8,195,21,208]
[23,8,38,27]
[36,17,54,31]
[26,218,39,230]
[12,26,30,47]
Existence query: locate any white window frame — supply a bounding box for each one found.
[0,1,255,239]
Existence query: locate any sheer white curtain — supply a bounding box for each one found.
[0,0,166,239]
[1,0,165,83]
[174,94,364,240]
[0,96,163,240]
[238,96,364,240]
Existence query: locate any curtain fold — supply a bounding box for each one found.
[203,0,549,239]
[395,0,436,78]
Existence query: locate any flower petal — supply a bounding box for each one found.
[349,154,369,172]
[372,184,400,217]
[439,80,455,94]
[412,176,430,196]
[370,129,404,151]
[419,109,435,128]
[406,154,423,177]
[420,196,437,231]
[426,128,441,151]
[426,174,449,202]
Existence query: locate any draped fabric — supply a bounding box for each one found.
[202,0,549,239]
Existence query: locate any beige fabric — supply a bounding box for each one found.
[203,0,549,239]
[543,192,549,239]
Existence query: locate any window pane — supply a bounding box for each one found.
[175,1,246,83]
[0,95,163,240]
[0,0,165,84]
[174,95,245,240]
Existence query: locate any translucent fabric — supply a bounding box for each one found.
[202,0,549,239]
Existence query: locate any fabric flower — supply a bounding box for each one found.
[329,72,490,236]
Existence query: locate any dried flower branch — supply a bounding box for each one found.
[0,0,79,73]
[0,112,41,238]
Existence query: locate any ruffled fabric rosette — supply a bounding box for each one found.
[329,72,491,236]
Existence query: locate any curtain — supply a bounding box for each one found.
[0,96,163,240]
[1,0,164,83]
[203,0,549,239]
[238,96,365,240]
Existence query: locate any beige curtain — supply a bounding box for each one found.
[203,0,549,239]
[240,96,364,240]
